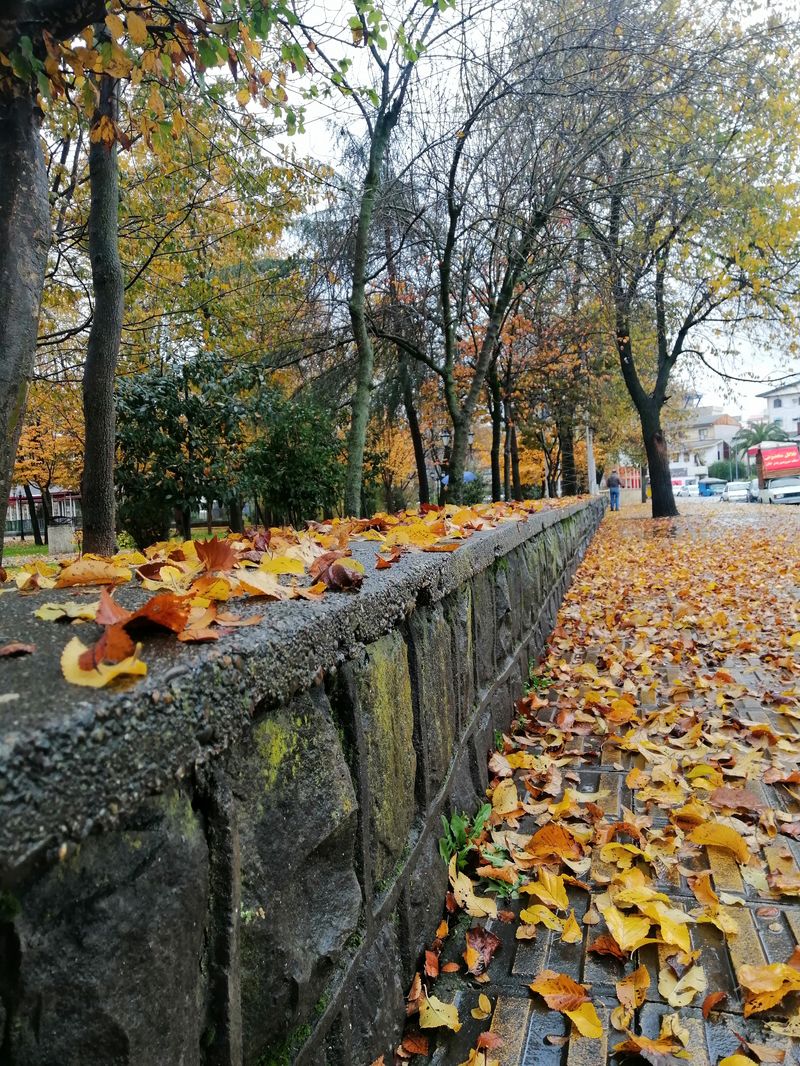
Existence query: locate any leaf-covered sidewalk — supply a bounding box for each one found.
[400,506,800,1066]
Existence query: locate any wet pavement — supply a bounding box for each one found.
[414,504,800,1066]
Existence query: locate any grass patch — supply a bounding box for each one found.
[2,543,50,558]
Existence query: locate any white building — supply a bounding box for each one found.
[756,379,800,439]
[668,407,742,481]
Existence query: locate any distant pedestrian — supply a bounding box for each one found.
[607,470,621,511]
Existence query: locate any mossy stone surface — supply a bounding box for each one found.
[353,632,416,888]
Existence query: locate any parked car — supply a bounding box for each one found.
[721,481,750,503]
[761,476,800,505]
[675,482,699,497]
[699,477,726,497]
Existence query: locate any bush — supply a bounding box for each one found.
[707,459,752,481]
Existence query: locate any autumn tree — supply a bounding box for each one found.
[0,0,317,558]
[575,0,800,517]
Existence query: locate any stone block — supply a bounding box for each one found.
[350,633,416,889]
[443,586,474,730]
[232,686,362,1063]
[493,559,514,668]
[408,605,457,799]
[347,925,406,1064]
[10,791,208,1066]
[398,831,448,981]
[471,570,496,691]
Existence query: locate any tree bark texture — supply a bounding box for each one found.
[558,419,577,496]
[0,91,49,561]
[488,364,502,501]
[344,116,396,517]
[641,405,678,517]
[510,424,522,501]
[81,73,123,554]
[401,363,428,506]
[23,482,42,545]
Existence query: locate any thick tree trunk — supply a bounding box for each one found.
[640,465,647,504]
[0,92,50,561]
[640,408,677,517]
[229,498,243,534]
[503,421,511,502]
[24,483,43,545]
[558,419,577,496]
[510,424,522,500]
[402,367,429,506]
[81,72,123,555]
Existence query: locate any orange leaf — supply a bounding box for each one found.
[529,970,589,1012]
[195,537,237,572]
[78,623,135,669]
[55,559,130,587]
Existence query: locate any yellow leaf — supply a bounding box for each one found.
[638,901,693,953]
[565,1001,602,1039]
[470,993,491,1020]
[521,868,569,911]
[601,904,654,953]
[519,905,564,931]
[419,995,461,1032]
[719,1058,759,1066]
[658,963,706,1007]
[449,857,497,919]
[35,601,98,622]
[261,556,305,576]
[126,10,148,45]
[61,636,146,688]
[491,777,520,816]
[561,910,583,944]
[55,559,130,587]
[688,823,751,864]
[236,86,251,106]
[788,632,800,647]
[105,13,125,39]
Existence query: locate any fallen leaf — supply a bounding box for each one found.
[465,926,501,975]
[0,642,35,657]
[419,994,461,1032]
[471,992,492,1020]
[702,990,727,1017]
[61,636,146,688]
[55,559,130,587]
[687,823,751,864]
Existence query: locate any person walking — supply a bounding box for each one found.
[607,469,621,511]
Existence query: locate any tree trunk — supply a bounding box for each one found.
[0,92,50,561]
[344,116,397,516]
[81,71,123,555]
[503,421,511,502]
[41,484,53,543]
[402,367,429,506]
[558,419,577,496]
[510,424,522,500]
[640,465,647,504]
[24,483,43,545]
[229,498,243,534]
[640,408,677,517]
[488,364,502,501]
[206,496,213,535]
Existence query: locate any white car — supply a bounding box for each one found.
[761,476,800,505]
[675,482,699,497]
[721,481,750,502]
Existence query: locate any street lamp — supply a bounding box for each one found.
[440,428,452,448]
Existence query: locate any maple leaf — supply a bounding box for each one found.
[195,537,237,573]
[613,1032,691,1064]
[78,624,136,669]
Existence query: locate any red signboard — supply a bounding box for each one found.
[748,444,800,474]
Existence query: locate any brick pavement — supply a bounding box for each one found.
[413,506,800,1066]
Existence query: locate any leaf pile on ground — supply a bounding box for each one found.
[399,509,800,1064]
[0,497,576,688]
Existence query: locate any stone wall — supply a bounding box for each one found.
[0,498,604,1066]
